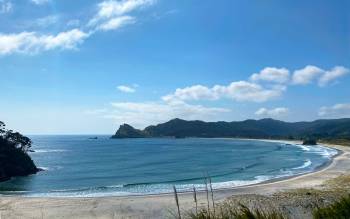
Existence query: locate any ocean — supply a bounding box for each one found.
[0,136,338,197]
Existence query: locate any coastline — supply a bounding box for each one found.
[0,138,338,197]
[0,139,349,218]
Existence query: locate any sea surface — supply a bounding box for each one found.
[0,136,338,197]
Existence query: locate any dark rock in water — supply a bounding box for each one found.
[37,167,45,172]
[302,139,317,145]
[111,124,147,138]
[89,137,98,140]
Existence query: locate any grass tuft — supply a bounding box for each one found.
[185,203,286,219]
[313,195,350,219]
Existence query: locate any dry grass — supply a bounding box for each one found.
[313,195,350,219]
[323,174,350,191]
[173,175,350,219]
[319,139,350,146]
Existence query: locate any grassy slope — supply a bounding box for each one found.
[178,175,350,219]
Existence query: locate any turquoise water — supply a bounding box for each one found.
[0,136,337,197]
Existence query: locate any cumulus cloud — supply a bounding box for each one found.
[117,85,136,93]
[250,67,290,84]
[292,65,324,85]
[0,0,12,13]
[162,65,348,105]
[291,65,349,86]
[255,107,289,117]
[318,103,350,117]
[30,0,50,5]
[163,81,285,103]
[163,85,218,102]
[106,101,230,128]
[318,66,349,87]
[0,29,89,55]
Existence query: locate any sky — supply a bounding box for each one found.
[0,0,349,134]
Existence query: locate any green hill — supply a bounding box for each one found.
[111,118,350,140]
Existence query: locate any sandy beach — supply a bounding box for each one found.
[0,140,349,219]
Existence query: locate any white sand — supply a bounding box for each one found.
[0,140,349,219]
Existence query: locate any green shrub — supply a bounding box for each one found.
[313,195,350,219]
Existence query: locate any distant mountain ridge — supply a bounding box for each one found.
[111,118,350,140]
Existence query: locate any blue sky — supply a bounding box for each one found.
[0,0,349,134]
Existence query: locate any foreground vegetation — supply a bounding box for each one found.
[186,205,286,219]
[313,195,350,219]
[172,175,350,219]
[0,121,38,182]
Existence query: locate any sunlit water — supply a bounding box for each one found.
[0,136,338,197]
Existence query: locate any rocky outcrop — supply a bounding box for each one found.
[302,139,317,145]
[111,124,148,138]
[0,122,39,182]
[0,140,39,182]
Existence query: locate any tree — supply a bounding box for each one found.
[0,121,5,135]
[0,121,32,152]
[0,121,38,181]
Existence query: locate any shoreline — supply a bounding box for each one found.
[0,139,349,218]
[0,139,339,198]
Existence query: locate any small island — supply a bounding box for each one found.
[0,121,39,182]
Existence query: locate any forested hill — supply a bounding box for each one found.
[112,118,350,140]
[0,121,39,182]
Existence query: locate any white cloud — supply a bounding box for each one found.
[98,16,136,31]
[0,0,156,56]
[255,107,289,117]
[0,0,12,14]
[88,0,155,30]
[107,101,230,128]
[0,29,89,55]
[30,0,50,5]
[318,103,350,117]
[292,65,324,85]
[250,67,290,84]
[163,81,285,103]
[221,82,285,102]
[291,65,349,86]
[90,0,155,23]
[117,85,136,93]
[318,66,349,87]
[163,85,219,102]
